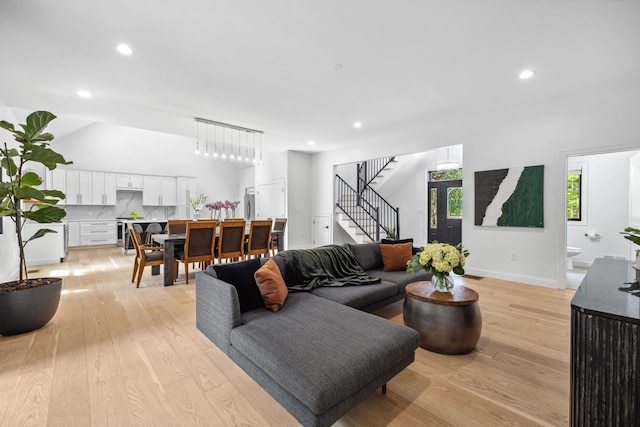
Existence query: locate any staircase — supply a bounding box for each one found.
[335,156,400,243]
[335,193,387,243]
[357,156,397,192]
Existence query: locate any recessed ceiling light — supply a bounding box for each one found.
[116,44,133,55]
[308,140,315,146]
[77,90,92,98]
[519,69,536,80]
[354,122,362,129]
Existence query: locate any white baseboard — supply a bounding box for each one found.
[465,268,561,289]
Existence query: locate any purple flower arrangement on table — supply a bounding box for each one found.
[206,200,241,220]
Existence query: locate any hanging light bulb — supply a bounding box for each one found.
[229,129,236,162]
[212,124,219,159]
[221,127,228,161]
[236,133,241,163]
[244,132,251,164]
[251,132,256,165]
[194,121,201,157]
[203,122,210,158]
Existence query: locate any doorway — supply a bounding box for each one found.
[563,149,640,289]
[427,172,463,245]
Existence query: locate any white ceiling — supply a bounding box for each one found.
[1,0,639,152]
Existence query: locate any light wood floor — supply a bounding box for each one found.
[0,246,575,427]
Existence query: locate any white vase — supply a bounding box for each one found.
[193,211,200,221]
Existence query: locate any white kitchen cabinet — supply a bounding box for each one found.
[23,222,66,266]
[143,176,177,206]
[116,173,144,190]
[80,220,117,246]
[92,172,116,205]
[68,221,80,247]
[48,169,67,204]
[66,170,92,205]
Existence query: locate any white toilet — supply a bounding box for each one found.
[567,246,582,269]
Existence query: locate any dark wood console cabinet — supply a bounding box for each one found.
[570,258,640,426]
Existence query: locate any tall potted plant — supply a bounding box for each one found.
[0,111,72,335]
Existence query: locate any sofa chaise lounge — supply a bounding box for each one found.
[195,241,431,427]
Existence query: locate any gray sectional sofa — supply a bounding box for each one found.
[195,242,432,427]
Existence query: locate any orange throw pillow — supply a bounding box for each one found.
[380,242,413,272]
[254,258,288,312]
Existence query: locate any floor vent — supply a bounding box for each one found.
[27,269,39,274]
[464,274,484,280]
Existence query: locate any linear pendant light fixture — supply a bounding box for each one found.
[194,117,263,165]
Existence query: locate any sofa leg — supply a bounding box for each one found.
[382,383,387,395]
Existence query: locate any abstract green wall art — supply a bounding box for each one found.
[474,165,544,227]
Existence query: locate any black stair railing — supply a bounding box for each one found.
[360,185,400,239]
[335,175,380,241]
[357,156,396,194]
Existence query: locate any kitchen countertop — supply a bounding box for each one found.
[119,218,168,223]
[65,218,118,222]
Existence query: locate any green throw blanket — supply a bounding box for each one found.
[279,244,381,292]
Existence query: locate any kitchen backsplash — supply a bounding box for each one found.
[64,191,176,220]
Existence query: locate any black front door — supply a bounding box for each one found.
[428,179,462,245]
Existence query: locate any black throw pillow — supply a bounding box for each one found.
[380,238,419,254]
[212,258,264,313]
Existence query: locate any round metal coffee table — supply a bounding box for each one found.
[403,281,482,355]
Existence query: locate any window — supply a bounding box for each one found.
[430,168,463,182]
[430,188,438,229]
[567,170,582,221]
[447,187,463,219]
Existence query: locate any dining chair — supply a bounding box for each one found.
[246,220,273,259]
[130,225,164,288]
[167,219,192,234]
[270,218,287,256]
[217,219,246,263]
[174,221,216,284]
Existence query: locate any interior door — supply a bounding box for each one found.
[428,179,462,245]
[312,215,330,247]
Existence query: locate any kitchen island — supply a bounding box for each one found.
[570,257,639,426]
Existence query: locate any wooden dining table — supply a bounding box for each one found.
[152,230,284,286]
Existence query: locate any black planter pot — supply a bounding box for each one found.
[0,278,62,336]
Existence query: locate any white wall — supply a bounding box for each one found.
[567,150,638,266]
[310,79,640,288]
[0,100,19,282]
[287,151,312,249]
[238,167,255,198]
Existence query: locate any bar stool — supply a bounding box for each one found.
[145,222,163,245]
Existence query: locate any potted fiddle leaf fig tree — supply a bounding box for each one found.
[0,111,72,335]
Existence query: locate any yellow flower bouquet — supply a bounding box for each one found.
[407,241,469,292]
